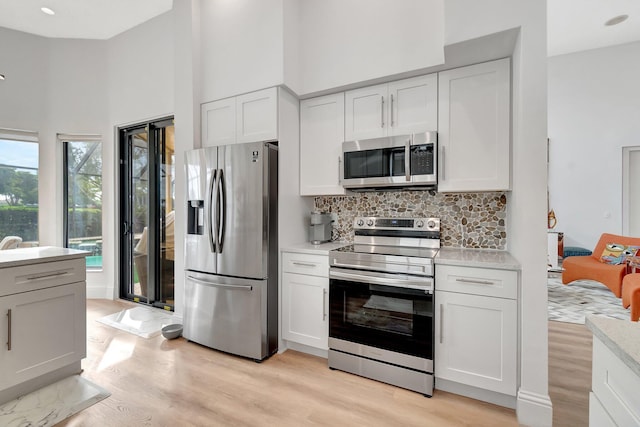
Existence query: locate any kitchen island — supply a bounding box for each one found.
[586,316,640,426]
[0,247,88,404]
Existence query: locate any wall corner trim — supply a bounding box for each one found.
[516,389,553,426]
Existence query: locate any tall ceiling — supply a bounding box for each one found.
[0,1,638,55]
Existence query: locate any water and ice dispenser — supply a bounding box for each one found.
[187,200,204,235]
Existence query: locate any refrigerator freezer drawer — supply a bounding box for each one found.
[184,271,268,360]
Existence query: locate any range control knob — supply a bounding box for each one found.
[357,219,364,227]
[366,219,374,227]
[416,220,424,228]
[427,220,436,229]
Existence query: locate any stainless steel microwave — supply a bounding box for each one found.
[341,131,437,190]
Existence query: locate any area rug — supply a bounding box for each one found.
[96,305,180,338]
[0,375,110,426]
[547,274,630,324]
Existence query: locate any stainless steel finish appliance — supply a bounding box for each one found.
[309,211,333,244]
[328,217,440,396]
[341,132,437,190]
[184,141,278,361]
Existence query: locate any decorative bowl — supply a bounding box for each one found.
[161,324,183,340]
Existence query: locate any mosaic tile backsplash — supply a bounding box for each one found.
[314,191,507,249]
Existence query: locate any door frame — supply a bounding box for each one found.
[117,116,174,307]
[622,146,640,236]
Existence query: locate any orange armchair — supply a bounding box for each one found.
[562,233,640,297]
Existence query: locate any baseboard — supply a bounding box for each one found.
[283,340,328,359]
[435,378,516,409]
[86,285,110,299]
[517,389,553,427]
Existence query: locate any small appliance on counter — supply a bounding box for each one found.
[309,211,334,244]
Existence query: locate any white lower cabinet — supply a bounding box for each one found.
[0,281,86,390]
[435,264,518,400]
[281,252,329,351]
[590,336,640,426]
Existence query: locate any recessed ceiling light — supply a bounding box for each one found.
[0,74,5,80]
[41,7,55,16]
[605,14,628,26]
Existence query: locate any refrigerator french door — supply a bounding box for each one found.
[184,141,278,361]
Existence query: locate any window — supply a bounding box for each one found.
[0,130,39,247]
[62,136,102,269]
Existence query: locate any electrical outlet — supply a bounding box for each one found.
[330,213,338,222]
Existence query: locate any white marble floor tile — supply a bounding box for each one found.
[96,306,180,338]
[0,375,110,426]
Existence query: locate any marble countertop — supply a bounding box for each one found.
[0,246,89,269]
[435,247,521,270]
[281,241,349,255]
[586,316,640,378]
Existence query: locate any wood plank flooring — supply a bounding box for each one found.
[59,300,592,426]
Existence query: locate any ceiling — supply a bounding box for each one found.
[0,1,638,55]
[0,0,172,40]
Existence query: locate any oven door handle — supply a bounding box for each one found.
[329,269,433,293]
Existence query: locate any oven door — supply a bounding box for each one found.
[329,268,433,360]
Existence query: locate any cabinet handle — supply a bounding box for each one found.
[440,146,445,181]
[380,96,385,128]
[390,94,394,126]
[26,270,69,281]
[6,309,11,351]
[439,304,443,344]
[455,278,495,285]
[323,289,327,321]
[292,262,316,268]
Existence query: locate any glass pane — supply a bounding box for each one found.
[65,141,102,268]
[0,138,39,247]
[159,125,175,305]
[132,133,149,298]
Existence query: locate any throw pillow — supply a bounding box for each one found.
[600,243,640,265]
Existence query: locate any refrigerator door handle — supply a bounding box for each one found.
[208,168,217,253]
[217,169,226,253]
[186,275,252,291]
[213,168,222,253]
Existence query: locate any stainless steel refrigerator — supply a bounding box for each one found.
[183,141,278,361]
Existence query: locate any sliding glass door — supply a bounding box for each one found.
[119,118,175,309]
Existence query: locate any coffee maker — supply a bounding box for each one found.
[309,211,334,244]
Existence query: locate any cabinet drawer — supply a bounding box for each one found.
[592,337,640,426]
[282,252,329,277]
[435,265,517,299]
[0,258,86,297]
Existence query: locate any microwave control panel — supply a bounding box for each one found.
[410,144,434,176]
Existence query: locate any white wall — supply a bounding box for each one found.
[548,41,640,249]
[199,0,284,102]
[296,0,444,96]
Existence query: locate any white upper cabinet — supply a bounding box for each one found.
[202,97,236,147]
[437,58,511,192]
[300,93,346,196]
[236,88,278,143]
[345,74,437,141]
[201,87,278,147]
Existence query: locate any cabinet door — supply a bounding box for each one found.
[282,272,328,350]
[236,87,278,143]
[300,93,346,196]
[0,282,86,390]
[388,74,437,136]
[437,58,511,192]
[201,97,236,147]
[345,84,388,141]
[435,290,517,395]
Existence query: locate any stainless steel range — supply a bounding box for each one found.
[328,217,439,396]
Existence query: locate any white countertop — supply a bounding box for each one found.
[435,247,521,270]
[281,242,348,256]
[0,246,88,268]
[586,316,640,378]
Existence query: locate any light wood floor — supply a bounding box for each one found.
[59,300,591,426]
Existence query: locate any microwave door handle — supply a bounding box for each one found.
[405,137,411,182]
[338,155,343,184]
